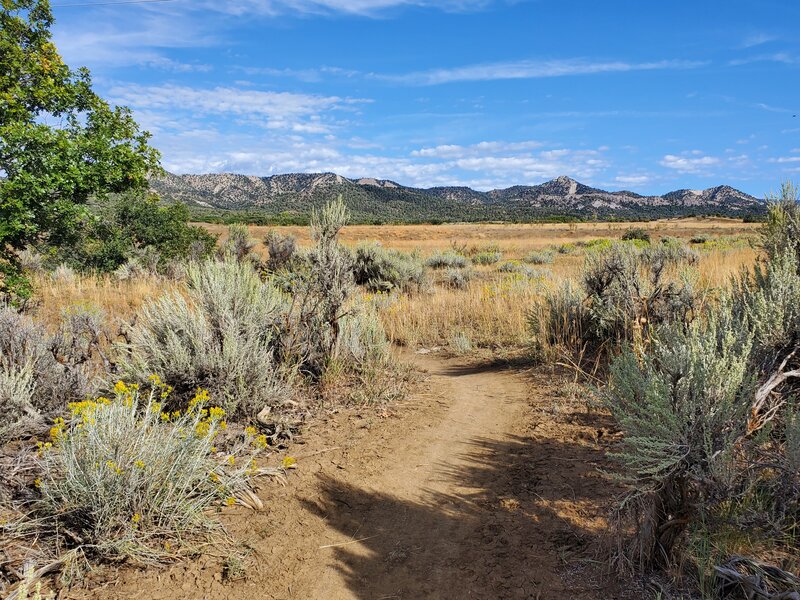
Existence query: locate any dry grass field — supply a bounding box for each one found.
[200,217,760,258]
[35,219,758,350]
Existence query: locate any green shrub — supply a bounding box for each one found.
[286,197,355,377]
[523,250,554,265]
[426,251,469,269]
[351,242,427,292]
[499,261,549,281]
[448,332,473,354]
[472,251,502,265]
[532,243,698,360]
[337,303,391,368]
[582,238,613,252]
[621,227,651,243]
[607,309,753,570]
[57,194,216,273]
[35,382,266,561]
[118,259,293,420]
[263,230,297,272]
[762,181,800,266]
[556,243,578,255]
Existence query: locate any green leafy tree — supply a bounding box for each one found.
[63,193,217,272]
[0,0,161,297]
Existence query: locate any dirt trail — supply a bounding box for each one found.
[77,353,622,600]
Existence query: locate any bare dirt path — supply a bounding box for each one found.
[77,353,622,600]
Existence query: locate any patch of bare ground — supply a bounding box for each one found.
[67,352,641,600]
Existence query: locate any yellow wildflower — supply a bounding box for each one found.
[244,426,257,437]
[255,434,268,450]
[134,460,146,469]
[208,406,225,420]
[131,513,141,525]
[224,497,236,507]
[227,455,235,466]
[282,456,297,469]
[114,381,129,395]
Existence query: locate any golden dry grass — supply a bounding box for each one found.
[378,246,758,349]
[29,220,761,352]
[31,273,168,329]
[200,217,759,260]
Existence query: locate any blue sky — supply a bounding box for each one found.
[50,0,800,195]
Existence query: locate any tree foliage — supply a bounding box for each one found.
[0,0,161,295]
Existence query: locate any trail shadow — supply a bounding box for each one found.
[427,356,533,377]
[301,433,622,599]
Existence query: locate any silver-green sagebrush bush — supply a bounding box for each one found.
[351,242,427,293]
[606,306,754,570]
[283,197,355,377]
[426,250,469,269]
[0,306,105,442]
[118,258,293,420]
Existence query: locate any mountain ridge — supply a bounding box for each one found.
[151,172,765,223]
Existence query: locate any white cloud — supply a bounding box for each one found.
[376,58,707,85]
[660,154,721,173]
[772,156,800,163]
[53,16,214,68]
[109,84,369,132]
[614,174,652,186]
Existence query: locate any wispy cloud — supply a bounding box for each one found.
[410,140,544,158]
[109,84,370,133]
[197,0,495,17]
[54,16,214,68]
[741,33,778,48]
[730,52,800,66]
[375,58,707,85]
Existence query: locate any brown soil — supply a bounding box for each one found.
[70,352,632,600]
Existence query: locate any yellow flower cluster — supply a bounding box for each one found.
[244,426,268,450]
[49,417,65,443]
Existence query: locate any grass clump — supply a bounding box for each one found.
[33,380,267,562]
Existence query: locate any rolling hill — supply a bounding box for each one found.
[150,172,765,223]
